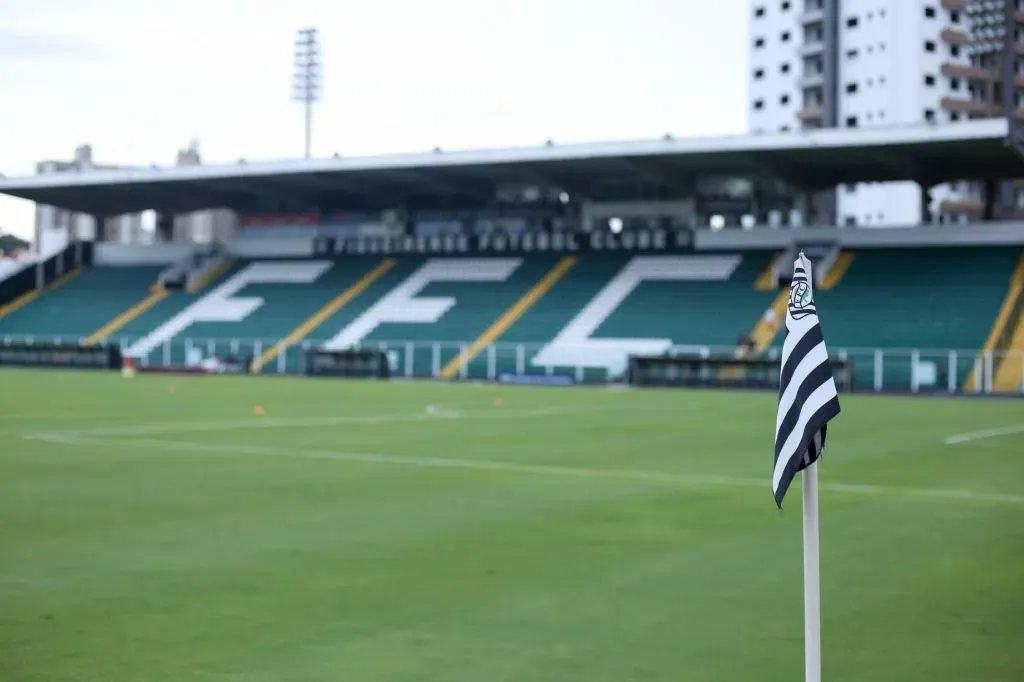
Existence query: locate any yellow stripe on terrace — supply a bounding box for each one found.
[749,290,790,353]
[719,290,789,381]
[50,267,82,289]
[968,252,1024,391]
[0,267,82,319]
[993,322,1024,392]
[187,259,233,293]
[754,253,782,291]
[439,256,577,379]
[252,258,396,373]
[0,289,39,319]
[83,285,168,346]
[818,251,854,290]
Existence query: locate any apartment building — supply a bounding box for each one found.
[34,143,236,247]
[749,0,1022,226]
[35,145,144,246]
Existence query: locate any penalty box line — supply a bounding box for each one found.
[23,432,1024,507]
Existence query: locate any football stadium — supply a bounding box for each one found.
[3,57,1024,682]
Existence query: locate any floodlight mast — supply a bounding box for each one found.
[292,27,322,159]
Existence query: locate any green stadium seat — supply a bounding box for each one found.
[2,247,1017,394]
[779,247,1021,390]
[0,266,163,342]
[123,258,403,371]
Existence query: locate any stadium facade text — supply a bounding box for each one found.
[315,227,693,256]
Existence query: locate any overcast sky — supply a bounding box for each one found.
[0,0,749,241]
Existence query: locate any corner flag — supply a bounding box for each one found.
[772,252,841,682]
[772,252,841,508]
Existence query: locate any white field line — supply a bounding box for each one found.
[24,406,572,439]
[24,403,709,440]
[23,432,1024,506]
[944,423,1024,445]
[0,413,106,421]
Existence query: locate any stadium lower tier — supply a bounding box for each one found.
[1,247,1022,391]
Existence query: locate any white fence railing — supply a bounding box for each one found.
[2,333,1023,395]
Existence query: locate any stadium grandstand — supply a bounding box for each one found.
[1,119,1024,394]
[5,110,1024,682]
[10,5,1024,680]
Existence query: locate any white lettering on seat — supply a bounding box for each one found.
[126,261,333,357]
[322,258,521,349]
[531,255,741,370]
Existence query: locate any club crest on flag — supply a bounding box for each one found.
[790,279,813,314]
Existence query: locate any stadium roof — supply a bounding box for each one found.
[2,118,1023,215]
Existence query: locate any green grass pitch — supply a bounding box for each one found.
[1,369,1022,682]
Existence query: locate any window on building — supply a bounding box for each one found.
[781,62,791,73]
[781,0,790,9]
[844,216,857,226]
[924,6,936,18]
[755,6,765,17]
[845,82,858,93]
[951,77,961,91]
[780,94,790,105]
[846,16,859,28]
[846,116,858,127]
[781,30,791,42]
[754,99,765,110]
[924,109,936,121]
[755,37,765,48]
[846,48,858,59]
[950,10,960,23]
[951,44,960,57]
[755,68,765,79]
[924,40,936,52]
[950,111,961,121]
[779,125,791,132]
[924,74,936,86]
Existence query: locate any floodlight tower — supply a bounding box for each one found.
[292,27,322,159]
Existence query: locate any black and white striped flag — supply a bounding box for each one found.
[772,253,841,507]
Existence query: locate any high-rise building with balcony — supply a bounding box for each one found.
[748,0,1023,226]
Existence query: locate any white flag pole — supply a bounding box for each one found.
[803,461,822,682]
